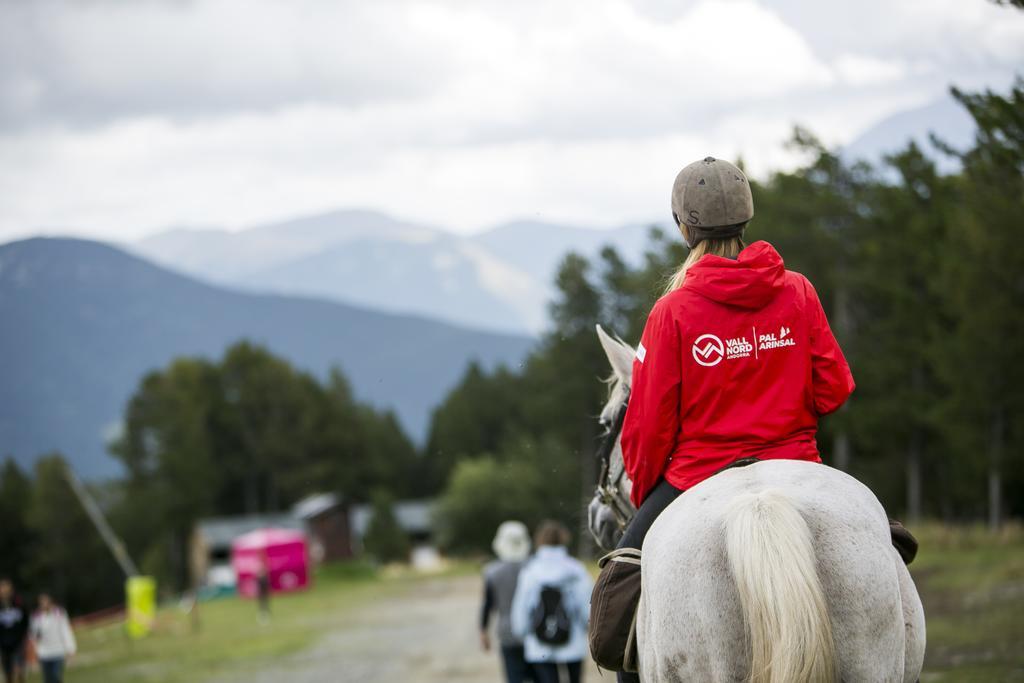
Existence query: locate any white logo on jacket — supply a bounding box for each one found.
[725,336,753,359]
[692,334,725,366]
[758,327,796,351]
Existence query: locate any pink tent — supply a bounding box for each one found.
[231,528,310,598]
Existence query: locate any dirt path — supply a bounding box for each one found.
[214,574,600,683]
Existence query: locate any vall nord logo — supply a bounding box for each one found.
[692,333,725,367]
[725,336,753,359]
[759,325,796,351]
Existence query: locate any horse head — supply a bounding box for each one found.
[590,325,638,549]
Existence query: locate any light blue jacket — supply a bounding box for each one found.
[510,545,592,664]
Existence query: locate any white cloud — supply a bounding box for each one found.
[834,55,913,87]
[0,0,458,127]
[0,0,1021,240]
[0,0,838,136]
[754,0,1024,66]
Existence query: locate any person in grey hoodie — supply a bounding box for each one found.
[510,521,592,683]
[480,521,534,683]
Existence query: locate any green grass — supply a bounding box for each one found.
[912,523,1024,681]
[53,560,388,683]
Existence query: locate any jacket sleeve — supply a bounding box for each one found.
[509,564,534,640]
[17,602,29,643]
[620,298,681,508]
[61,610,77,656]
[480,575,495,631]
[28,614,39,645]
[805,279,855,415]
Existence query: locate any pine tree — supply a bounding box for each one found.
[363,491,410,563]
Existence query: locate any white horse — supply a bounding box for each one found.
[595,326,926,683]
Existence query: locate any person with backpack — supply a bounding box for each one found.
[480,521,534,683]
[510,521,592,683]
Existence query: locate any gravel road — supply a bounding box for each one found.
[214,574,601,683]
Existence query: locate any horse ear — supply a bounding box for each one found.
[596,324,635,383]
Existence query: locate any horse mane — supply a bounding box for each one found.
[600,371,629,428]
[596,325,633,427]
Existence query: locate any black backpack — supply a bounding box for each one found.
[531,584,572,645]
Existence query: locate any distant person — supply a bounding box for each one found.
[29,594,76,683]
[510,521,592,683]
[0,579,28,683]
[256,552,271,624]
[480,521,534,683]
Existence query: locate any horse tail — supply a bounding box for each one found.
[724,489,837,683]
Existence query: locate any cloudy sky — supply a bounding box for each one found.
[1,0,1022,241]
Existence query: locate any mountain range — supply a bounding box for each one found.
[840,94,976,172]
[126,96,977,337]
[0,237,533,477]
[129,212,654,335]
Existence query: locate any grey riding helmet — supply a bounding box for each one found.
[671,156,754,248]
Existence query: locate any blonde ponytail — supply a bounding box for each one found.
[664,232,746,295]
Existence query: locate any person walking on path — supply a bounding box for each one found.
[256,550,271,624]
[480,521,534,683]
[29,594,75,683]
[0,579,28,683]
[511,521,592,683]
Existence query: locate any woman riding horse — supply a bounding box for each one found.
[591,156,879,682]
[621,155,855,547]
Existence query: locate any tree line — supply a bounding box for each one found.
[0,342,419,612]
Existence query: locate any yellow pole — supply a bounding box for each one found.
[125,576,156,639]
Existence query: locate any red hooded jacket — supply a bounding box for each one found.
[620,241,855,507]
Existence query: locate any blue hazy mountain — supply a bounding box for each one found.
[0,237,533,477]
[469,220,653,287]
[131,210,654,334]
[841,95,976,172]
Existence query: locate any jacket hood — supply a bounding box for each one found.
[683,240,785,309]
